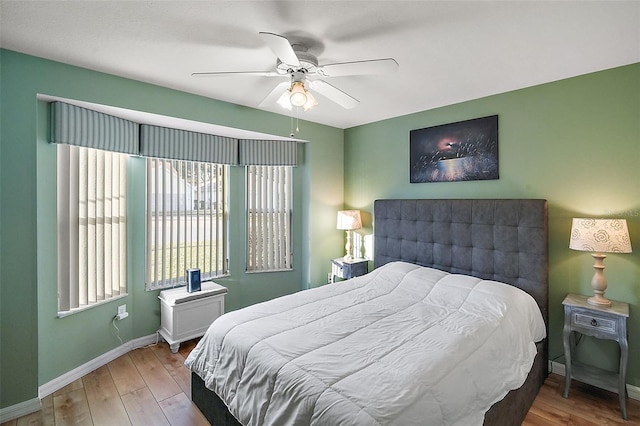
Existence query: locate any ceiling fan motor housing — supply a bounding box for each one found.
[276,45,319,75]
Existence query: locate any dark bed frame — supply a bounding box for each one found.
[191,198,549,426]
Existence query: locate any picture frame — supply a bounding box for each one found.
[409,115,499,183]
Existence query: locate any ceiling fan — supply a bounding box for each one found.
[192,32,398,111]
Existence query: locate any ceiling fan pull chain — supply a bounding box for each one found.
[296,107,300,133]
[289,110,295,137]
[289,111,293,137]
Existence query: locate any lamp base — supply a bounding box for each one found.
[588,253,611,307]
[344,230,353,262]
[587,294,612,307]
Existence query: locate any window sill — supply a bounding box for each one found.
[57,293,128,318]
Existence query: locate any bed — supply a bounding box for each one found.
[186,198,549,425]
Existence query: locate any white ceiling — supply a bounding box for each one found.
[1,1,639,129]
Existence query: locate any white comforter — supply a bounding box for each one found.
[185,261,546,426]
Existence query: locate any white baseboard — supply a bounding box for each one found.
[629,385,640,401]
[550,360,640,401]
[0,332,159,423]
[549,360,566,376]
[0,398,42,423]
[39,333,158,398]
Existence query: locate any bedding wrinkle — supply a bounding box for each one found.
[188,264,419,424]
[186,262,546,426]
[311,400,381,426]
[267,282,445,422]
[306,303,459,423]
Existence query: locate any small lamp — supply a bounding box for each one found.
[337,210,362,261]
[569,218,632,306]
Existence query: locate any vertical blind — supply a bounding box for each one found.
[146,158,227,289]
[58,145,127,312]
[246,165,292,272]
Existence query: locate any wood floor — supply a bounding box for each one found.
[1,339,207,426]
[522,373,640,425]
[3,339,639,425]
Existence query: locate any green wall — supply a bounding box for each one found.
[2,47,638,413]
[0,49,344,409]
[344,63,640,387]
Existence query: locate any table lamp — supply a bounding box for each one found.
[337,210,362,261]
[569,218,632,306]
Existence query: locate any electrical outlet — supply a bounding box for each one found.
[115,304,128,320]
[327,272,332,284]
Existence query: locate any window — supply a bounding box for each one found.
[57,145,128,314]
[246,165,292,272]
[51,101,298,300]
[146,158,228,290]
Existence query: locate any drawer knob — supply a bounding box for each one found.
[591,319,598,327]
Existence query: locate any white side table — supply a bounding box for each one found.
[159,282,227,353]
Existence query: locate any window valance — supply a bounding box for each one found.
[51,102,139,154]
[50,101,300,166]
[140,124,238,164]
[239,139,298,166]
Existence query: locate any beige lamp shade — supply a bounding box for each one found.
[336,210,362,231]
[569,218,632,254]
[569,218,632,307]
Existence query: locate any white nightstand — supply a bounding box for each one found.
[330,258,368,283]
[562,293,629,419]
[159,282,227,353]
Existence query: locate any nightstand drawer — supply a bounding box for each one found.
[572,312,616,333]
[331,258,368,282]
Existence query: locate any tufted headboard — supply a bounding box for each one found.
[373,199,548,324]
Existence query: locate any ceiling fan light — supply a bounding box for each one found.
[289,81,307,107]
[276,91,293,110]
[303,90,318,111]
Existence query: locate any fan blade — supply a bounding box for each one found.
[308,80,359,109]
[259,32,300,67]
[192,70,281,77]
[259,82,291,108]
[317,58,398,77]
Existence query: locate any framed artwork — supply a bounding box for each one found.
[409,115,498,183]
